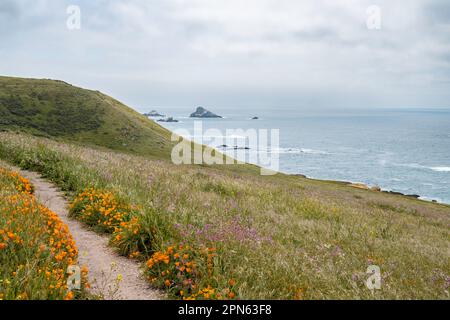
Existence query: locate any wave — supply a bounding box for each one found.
[395,163,450,173]
[430,166,450,172]
[215,145,329,155]
[399,163,425,169]
[299,148,329,155]
[252,147,329,155]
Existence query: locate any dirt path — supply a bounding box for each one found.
[19,169,163,300]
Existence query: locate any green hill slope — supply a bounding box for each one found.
[0,76,448,300]
[0,76,173,158]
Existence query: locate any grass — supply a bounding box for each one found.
[0,165,88,300]
[0,132,448,300]
[0,76,174,159]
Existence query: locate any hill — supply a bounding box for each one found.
[0,76,448,299]
[0,76,173,158]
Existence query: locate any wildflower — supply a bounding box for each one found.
[0,169,85,300]
[64,291,74,300]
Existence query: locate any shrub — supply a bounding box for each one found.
[0,168,34,194]
[144,245,237,300]
[0,168,87,300]
[69,188,132,233]
[111,215,159,259]
[70,189,161,258]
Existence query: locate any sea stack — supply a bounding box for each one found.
[190,107,222,118]
[157,117,179,123]
[144,110,165,117]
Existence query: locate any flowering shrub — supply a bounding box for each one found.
[0,168,87,300]
[70,189,158,258]
[70,188,132,233]
[71,187,240,300]
[184,283,236,300]
[0,168,33,195]
[111,215,158,258]
[145,245,237,300]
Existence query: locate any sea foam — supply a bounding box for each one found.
[430,166,450,172]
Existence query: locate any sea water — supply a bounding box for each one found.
[156,107,450,204]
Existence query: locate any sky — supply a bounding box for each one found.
[1,0,449,111]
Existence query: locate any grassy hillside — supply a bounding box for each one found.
[0,76,173,158]
[0,132,449,299]
[0,76,448,299]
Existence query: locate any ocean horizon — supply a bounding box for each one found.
[153,107,450,204]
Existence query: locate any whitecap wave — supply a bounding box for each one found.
[399,163,425,169]
[430,166,450,172]
[300,148,330,155]
[395,163,450,173]
[261,147,329,155]
[215,146,329,155]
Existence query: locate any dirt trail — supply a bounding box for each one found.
[19,169,163,300]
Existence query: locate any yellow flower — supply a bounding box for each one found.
[64,291,74,300]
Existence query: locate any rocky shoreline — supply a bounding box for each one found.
[291,174,436,202]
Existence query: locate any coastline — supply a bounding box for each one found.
[157,119,449,206]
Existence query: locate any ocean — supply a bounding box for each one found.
[154,107,450,204]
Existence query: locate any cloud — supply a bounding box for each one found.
[0,0,449,109]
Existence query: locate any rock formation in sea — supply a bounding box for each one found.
[144,110,165,117]
[190,107,222,118]
[157,117,178,123]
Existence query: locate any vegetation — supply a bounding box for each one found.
[0,132,448,299]
[0,166,88,300]
[0,76,448,299]
[0,76,173,158]
[145,245,238,300]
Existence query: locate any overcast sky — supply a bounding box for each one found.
[1,0,449,111]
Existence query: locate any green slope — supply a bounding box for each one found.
[0,75,448,299]
[0,76,173,158]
